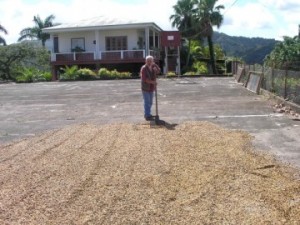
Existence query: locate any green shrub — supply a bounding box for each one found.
[16,67,45,83]
[183,71,196,76]
[166,71,176,77]
[98,68,111,79]
[192,61,208,74]
[77,68,97,80]
[119,72,132,79]
[60,65,79,80]
[42,72,52,81]
[98,68,132,79]
[110,69,118,78]
[78,68,96,76]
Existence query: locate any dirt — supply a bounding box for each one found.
[0,121,299,224]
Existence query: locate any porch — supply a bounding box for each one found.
[51,49,160,64]
[50,49,162,80]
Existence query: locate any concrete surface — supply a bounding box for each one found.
[1,77,300,168]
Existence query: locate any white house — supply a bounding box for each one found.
[42,16,165,79]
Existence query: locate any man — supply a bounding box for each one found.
[140,55,161,121]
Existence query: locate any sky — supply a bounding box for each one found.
[0,0,299,45]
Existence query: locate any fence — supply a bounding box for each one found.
[232,61,300,105]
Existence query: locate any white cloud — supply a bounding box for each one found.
[260,0,300,11]
[218,0,299,40]
[1,0,178,44]
[232,4,273,29]
[0,0,298,44]
[217,2,276,38]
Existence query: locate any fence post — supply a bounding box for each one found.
[271,64,274,92]
[284,66,288,99]
[262,65,265,89]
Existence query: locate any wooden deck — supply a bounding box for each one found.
[51,50,160,65]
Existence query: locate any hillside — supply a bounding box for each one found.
[211,32,278,64]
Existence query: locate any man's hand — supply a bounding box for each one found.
[152,63,161,75]
[153,67,159,74]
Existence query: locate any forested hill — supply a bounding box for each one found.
[211,32,278,64]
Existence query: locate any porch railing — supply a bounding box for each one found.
[100,50,146,60]
[53,52,95,62]
[149,50,160,60]
[51,49,160,62]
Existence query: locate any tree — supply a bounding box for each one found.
[264,36,300,69]
[18,14,56,46]
[0,42,50,80]
[194,0,224,74]
[170,0,197,69]
[0,43,34,80]
[0,24,8,46]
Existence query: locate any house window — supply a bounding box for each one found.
[53,36,59,53]
[149,35,159,48]
[71,38,85,52]
[105,36,127,51]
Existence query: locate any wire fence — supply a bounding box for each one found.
[233,61,300,105]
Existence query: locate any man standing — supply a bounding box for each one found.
[140,55,160,121]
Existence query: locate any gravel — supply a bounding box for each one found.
[0,121,299,224]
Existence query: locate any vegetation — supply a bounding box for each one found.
[18,15,57,46]
[179,39,225,74]
[166,71,177,77]
[194,0,224,74]
[183,71,196,75]
[211,32,277,64]
[59,66,132,81]
[0,42,50,81]
[170,0,197,68]
[98,68,132,80]
[264,36,300,69]
[0,24,8,46]
[60,65,79,80]
[77,68,97,80]
[15,67,51,83]
[170,0,224,74]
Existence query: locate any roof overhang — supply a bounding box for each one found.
[43,22,163,34]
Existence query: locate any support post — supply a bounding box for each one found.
[145,27,149,57]
[177,46,181,76]
[95,30,100,59]
[51,65,57,81]
[164,46,168,76]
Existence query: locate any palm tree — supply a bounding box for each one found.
[18,14,56,47]
[0,24,8,45]
[194,0,224,74]
[170,0,197,69]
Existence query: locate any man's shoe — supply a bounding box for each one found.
[144,115,154,121]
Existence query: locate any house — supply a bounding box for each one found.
[43,16,169,80]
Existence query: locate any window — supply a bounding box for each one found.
[71,38,85,52]
[105,36,127,51]
[149,35,159,48]
[53,36,59,53]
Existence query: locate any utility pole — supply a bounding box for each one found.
[298,24,300,38]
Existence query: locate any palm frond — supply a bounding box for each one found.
[0,24,8,34]
[0,36,7,45]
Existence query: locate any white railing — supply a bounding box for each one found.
[51,51,95,62]
[51,49,160,62]
[99,50,146,60]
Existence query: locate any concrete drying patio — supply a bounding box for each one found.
[0,77,300,168]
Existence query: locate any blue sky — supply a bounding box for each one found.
[0,0,299,44]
